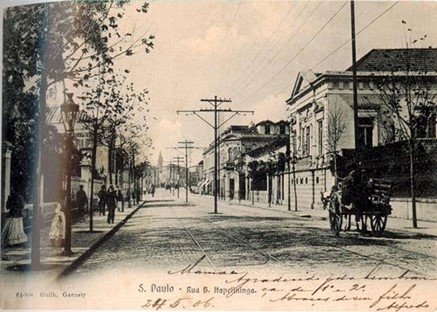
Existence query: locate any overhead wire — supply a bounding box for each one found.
[270,1,400,103]
[227,2,298,92]
[230,1,324,99]
[194,0,243,99]
[310,1,400,70]
[235,1,346,104]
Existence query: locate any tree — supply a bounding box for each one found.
[2,1,154,203]
[78,67,150,229]
[326,103,349,181]
[373,47,437,228]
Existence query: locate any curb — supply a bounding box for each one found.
[57,201,146,280]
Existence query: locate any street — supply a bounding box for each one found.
[72,188,436,276]
[2,188,437,311]
[54,188,436,310]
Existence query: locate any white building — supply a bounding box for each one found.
[286,48,437,209]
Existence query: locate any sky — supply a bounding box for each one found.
[3,0,437,168]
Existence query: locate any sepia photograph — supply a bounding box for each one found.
[1,0,437,310]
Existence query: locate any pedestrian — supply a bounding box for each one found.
[76,185,88,214]
[136,188,141,203]
[49,203,66,247]
[1,188,28,247]
[126,190,131,206]
[116,187,123,212]
[106,185,117,224]
[150,184,155,198]
[98,185,107,216]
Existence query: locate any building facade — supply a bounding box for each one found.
[202,120,289,202]
[286,48,437,210]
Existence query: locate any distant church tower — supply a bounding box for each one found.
[157,151,163,169]
[157,152,163,185]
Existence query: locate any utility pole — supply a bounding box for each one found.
[168,142,202,202]
[350,0,359,150]
[180,140,193,203]
[178,96,254,214]
[173,156,184,198]
[169,140,203,202]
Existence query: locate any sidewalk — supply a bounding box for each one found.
[228,195,437,236]
[0,199,147,277]
[188,191,437,237]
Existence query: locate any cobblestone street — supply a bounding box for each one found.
[2,188,437,310]
[71,188,436,277]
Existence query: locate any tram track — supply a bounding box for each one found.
[180,195,436,276]
[64,192,435,279]
[168,204,278,271]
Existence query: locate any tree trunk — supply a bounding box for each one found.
[89,123,98,232]
[410,138,418,228]
[31,73,48,269]
[292,161,298,211]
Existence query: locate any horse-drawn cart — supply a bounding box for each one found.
[322,179,392,236]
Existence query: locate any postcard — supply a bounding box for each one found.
[1,0,437,311]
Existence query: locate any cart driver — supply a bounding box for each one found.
[341,163,369,232]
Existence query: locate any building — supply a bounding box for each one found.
[244,136,289,205]
[189,161,203,194]
[286,48,437,210]
[202,120,289,201]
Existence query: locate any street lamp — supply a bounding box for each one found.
[60,93,79,256]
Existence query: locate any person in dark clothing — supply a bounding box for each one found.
[126,190,130,203]
[98,185,107,216]
[136,189,141,203]
[106,185,117,224]
[116,188,123,212]
[76,185,88,213]
[341,163,369,232]
[1,189,27,247]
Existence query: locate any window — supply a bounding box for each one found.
[265,125,271,135]
[279,124,286,134]
[416,112,436,139]
[317,120,323,155]
[358,117,373,147]
[300,127,305,155]
[291,130,297,154]
[305,126,311,155]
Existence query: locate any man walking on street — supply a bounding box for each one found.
[106,185,117,224]
[76,185,88,214]
[98,185,107,216]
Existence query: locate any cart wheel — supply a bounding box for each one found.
[370,214,387,236]
[329,201,342,236]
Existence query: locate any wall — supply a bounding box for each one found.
[390,198,437,223]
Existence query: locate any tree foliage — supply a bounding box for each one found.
[374,52,437,142]
[326,103,349,156]
[2,1,154,201]
[370,24,437,227]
